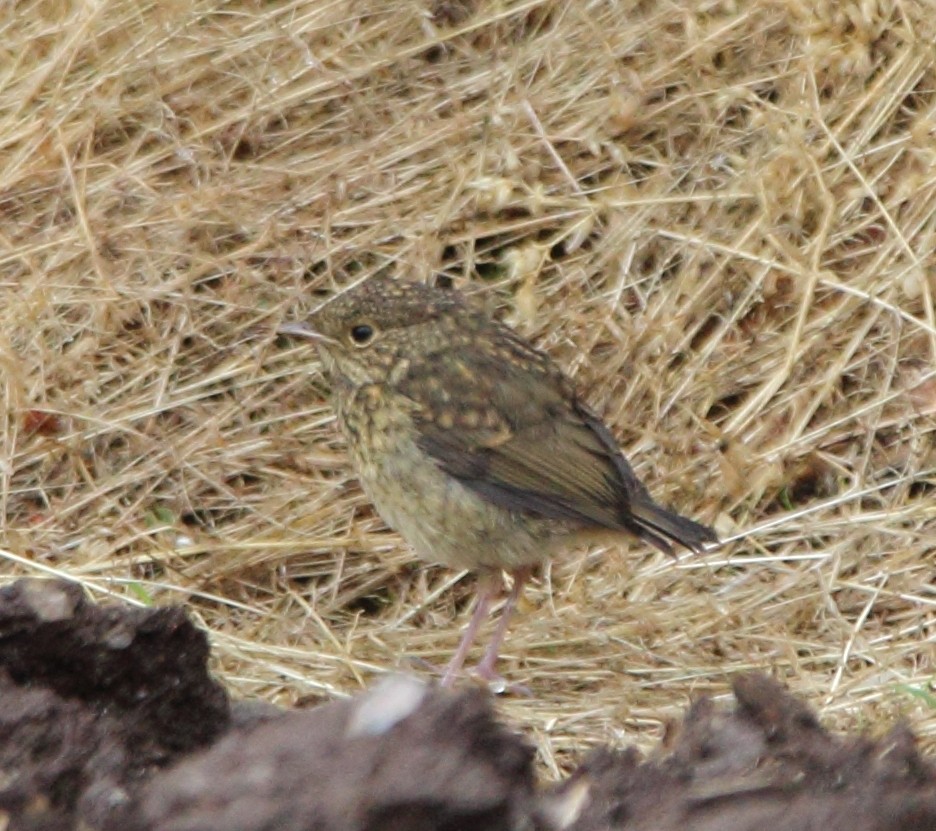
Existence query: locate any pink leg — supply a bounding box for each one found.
[475,568,530,681]
[440,573,500,688]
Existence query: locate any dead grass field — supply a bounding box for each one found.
[1,0,933,771]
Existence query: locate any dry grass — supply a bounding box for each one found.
[1,0,934,771]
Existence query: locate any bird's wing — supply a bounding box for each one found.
[399,334,644,531]
[398,327,718,555]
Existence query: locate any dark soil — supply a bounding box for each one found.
[0,578,933,831]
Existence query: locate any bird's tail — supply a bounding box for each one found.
[626,498,719,556]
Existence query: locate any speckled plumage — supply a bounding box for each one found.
[283,276,718,685]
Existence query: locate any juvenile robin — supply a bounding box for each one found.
[281,276,718,687]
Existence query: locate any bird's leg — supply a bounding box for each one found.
[474,567,531,682]
[440,572,500,688]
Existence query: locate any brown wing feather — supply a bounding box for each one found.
[400,323,717,555]
[400,335,629,519]
[419,407,629,528]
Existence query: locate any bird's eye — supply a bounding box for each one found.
[349,323,375,346]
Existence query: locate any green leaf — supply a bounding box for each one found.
[896,683,936,709]
[145,506,176,529]
[127,582,154,606]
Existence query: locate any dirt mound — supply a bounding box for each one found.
[1,579,933,831]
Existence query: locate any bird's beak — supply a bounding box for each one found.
[277,322,336,345]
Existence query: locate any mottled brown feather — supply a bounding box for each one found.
[398,319,716,555]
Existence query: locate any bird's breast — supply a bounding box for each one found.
[331,381,565,571]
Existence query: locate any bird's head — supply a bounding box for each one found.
[279,276,472,386]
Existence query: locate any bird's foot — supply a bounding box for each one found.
[407,656,530,695]
[402,655,470,689]
[471,660,532,697]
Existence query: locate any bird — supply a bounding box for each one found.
[280,276,719,687]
